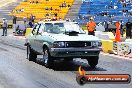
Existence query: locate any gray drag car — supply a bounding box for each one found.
[25,21,102,68]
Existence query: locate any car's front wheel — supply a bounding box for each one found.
[43,47,53,68]
[27,46,37,62]
[87,56,99,68]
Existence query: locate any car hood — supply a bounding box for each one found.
[47,33,100,41]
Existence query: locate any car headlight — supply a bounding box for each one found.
[53,41,65,48]
[98,41,102,46]
[92,42,97,47]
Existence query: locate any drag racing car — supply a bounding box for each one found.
[25,21,102,68]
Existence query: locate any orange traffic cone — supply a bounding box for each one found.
[115,28,121,42]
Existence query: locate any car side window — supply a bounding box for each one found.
[38,24,45,34]
[32,24,40,35]
[49,25,61,34]
[45,23,53,32]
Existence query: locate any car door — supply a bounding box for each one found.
[35,23,46,53]
[30,23,41,52]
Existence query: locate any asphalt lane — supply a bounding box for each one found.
[0,30,132,88]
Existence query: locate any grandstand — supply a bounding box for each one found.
[5,0,131,24]
[10,0,74,21]
[77,0,132,25]
[0,0,16,8]
[0,0,21,21]
[65,0,82,20]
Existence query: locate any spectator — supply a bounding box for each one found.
[67,4,71,8]
[32,16,35,23]
[82,0,85,3]
[50,7,53,10]
[122,1,127,7]
[115,20,124,37]
[120,20,124,37]
[59,4,63,8]
[114,5,118,9]
[115,21,121,29]
[45,13,50,16]
[23,0,27,1]
[29,14,33,22]
[55,8,60,11]
[52,13,58,21]
[59,17,62,20]
[54,13,57,17]
[104,20,109,32]
[108,5,113,9]
[20,8,24,12]
[123,12,126,17]
[32,0,35,4]
[30,0,35,4]
[36,0,38,4]
[86,17,96,36]
[28,21,33,28]
[2,18,8,36]
[23,17,27,24]
[78,14,83,20]
[126,20,132,38]
[12,16,17,33]
[63,1,67,7]
[29,14,35,23]
[30,1,32,3]
[45,7,49,10]
[23,17,27,28]
[13,16,17,24]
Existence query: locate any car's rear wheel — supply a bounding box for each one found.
[27,46,37,62]
[87,56,99,68]
[43,47,53,68]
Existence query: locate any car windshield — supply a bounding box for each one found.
[45,22,85,34]
[54,23,64,27]
[45,23,53,29]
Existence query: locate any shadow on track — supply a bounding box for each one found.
[36,58,106,71]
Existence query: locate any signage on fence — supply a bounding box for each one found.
[117,42,132,57]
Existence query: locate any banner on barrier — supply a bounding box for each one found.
[117,42,132,57]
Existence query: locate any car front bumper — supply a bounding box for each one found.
[50,48,102,58]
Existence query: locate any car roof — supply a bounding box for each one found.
[38,20,66,24]
[38,20,78,24]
